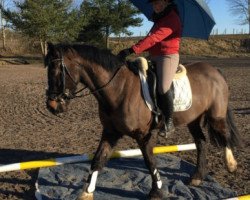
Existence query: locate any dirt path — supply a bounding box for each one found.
[0,57,249,199]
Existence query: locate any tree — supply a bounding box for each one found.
[0,0,11,50]
[0,0,6,50]
[79,0,142,48]
[226,0,250,34]
[1,0,85,56]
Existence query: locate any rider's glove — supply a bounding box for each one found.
[117,48,134,62]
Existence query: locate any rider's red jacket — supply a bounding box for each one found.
[132,10,182,56]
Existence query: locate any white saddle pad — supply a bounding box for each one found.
[139,71,155,111]
[139,65,192,112]
[172,74,192,112]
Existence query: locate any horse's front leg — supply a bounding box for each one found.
[78,129,121,200]
[136,133,163,200]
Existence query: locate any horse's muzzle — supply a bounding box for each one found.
[47,99,57,110]
[46,98,68,114]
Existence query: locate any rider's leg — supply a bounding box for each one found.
[152,54,179,138]
[158,87,175,137]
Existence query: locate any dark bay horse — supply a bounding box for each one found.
[45,42,240,200]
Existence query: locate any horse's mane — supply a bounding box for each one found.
[54,43,124,72]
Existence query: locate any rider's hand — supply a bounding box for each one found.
[117,48,134,61]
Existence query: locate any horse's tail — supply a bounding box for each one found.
[225,107,242,147]
[204,107,242,148]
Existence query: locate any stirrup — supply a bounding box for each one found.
[158,122,175,138]
[158,128,175,138]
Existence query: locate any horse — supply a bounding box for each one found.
[45,42,241,200]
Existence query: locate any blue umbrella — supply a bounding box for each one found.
[129,0,216,40]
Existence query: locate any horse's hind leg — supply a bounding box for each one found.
[187,117,207,186]
[78,129,121,200]
[208,117,238,173]
[208,85,240,173]
[136,132,163,200]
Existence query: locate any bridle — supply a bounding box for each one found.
[47,57,85,101]
[46,52,123,102]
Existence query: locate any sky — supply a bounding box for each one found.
[4,0,249,36]
[128,0,249,36]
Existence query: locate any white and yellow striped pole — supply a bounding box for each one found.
[225,195,250,200]
[0,143,196,173]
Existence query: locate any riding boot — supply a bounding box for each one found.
[158,89,175,138]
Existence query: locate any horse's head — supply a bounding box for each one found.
[45,42,78,114]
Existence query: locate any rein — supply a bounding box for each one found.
[74,65,123,98]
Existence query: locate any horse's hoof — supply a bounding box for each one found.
[148,188,163,200]
[225,147,237,173]
[190,178,202,186]
[77,192,93,200]
[227,161,237,173]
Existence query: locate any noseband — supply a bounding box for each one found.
[47,51,123,102]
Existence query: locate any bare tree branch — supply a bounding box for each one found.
[226,0,249,33]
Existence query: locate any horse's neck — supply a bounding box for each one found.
[81,64,127,110]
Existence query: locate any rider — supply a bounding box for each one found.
[118,0,182,138]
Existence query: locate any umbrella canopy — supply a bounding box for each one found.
[129,0,216,40]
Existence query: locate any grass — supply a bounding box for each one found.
[0,32,249,65]
[110,34,250,58]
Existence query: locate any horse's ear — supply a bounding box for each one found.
[47,42,54,52]
[44,42,54,68]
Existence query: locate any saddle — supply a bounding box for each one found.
[127,57,192,126]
